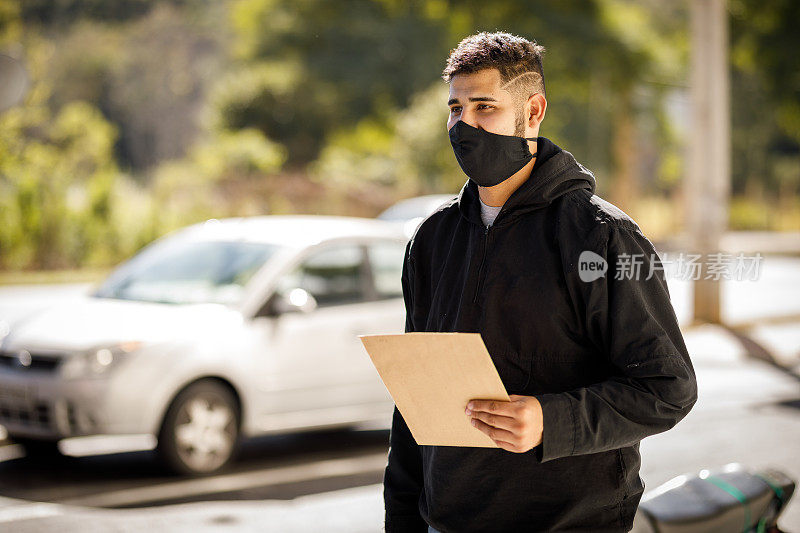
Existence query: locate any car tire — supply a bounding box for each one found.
[156,379,241,476]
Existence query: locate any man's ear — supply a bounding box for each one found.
[527,93,547,128]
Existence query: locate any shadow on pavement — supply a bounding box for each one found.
[0,427,389,508]
[723,323,800,383]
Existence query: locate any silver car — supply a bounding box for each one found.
[377,194,456,238]
[0,215,407,475]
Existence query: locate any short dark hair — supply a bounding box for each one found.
[441,31,546,100]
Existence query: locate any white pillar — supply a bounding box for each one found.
[688,0,730,324]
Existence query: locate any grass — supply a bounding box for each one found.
[0,268,112,286]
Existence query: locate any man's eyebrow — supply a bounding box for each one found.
[447,96,498,106]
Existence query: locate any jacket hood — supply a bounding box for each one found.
[457,136,596,227]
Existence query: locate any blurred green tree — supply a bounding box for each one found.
[0,60,122,269]
[729,0,800,203]
[1,0,797,274]
[217,0,450,165]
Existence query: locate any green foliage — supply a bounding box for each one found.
[191,128,287,179]
[0,0,21,46]
[31,1,228,173]
[147,127,286,233]
[0,79,121,269]
[1,0,797,275]
[729,0,800,196]
[15,0,178,26]
[224,0,449,164]
[311,83,463,195]
[727,195,800,232]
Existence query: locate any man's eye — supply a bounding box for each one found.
[477,104,494,110]
[450,107,461,114]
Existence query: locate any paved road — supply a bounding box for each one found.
[0,256,798,531]
[1,323,797,532]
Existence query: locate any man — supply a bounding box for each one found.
[384,32,698,533]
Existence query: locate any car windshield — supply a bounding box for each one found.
[91,239,281,306]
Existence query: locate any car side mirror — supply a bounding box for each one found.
[256,288,318,317]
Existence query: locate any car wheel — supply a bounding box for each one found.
[156,380,240,476]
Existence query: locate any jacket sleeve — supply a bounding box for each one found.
[536,222,698,462]
[384,239,427,532]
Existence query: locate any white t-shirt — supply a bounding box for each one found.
[479,197,503,227]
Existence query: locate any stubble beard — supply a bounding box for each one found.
[514,105,526,137]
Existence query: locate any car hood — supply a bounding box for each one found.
[2,295,244,353]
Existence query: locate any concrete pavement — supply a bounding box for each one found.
[1,321,798,532]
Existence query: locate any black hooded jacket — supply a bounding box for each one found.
[384,137,698,532]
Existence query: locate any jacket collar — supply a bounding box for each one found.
[457,136,596,227]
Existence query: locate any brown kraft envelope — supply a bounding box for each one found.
[359,332,510,447]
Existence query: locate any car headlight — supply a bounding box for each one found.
[61,341,143,379]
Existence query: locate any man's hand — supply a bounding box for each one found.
[465,395,543,453]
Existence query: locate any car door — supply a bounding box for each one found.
[356,239,408,402]
[251,242,382,420]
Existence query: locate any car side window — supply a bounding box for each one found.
[366,241,405,299]
[277,245,368,307]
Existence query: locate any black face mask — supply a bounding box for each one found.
[448,120,538,187]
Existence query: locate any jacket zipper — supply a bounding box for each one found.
[472,224,491,304]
